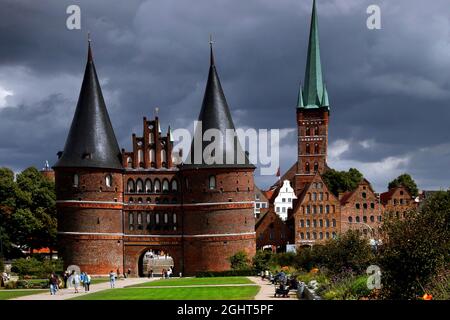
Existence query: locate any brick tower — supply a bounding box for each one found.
[53,41,124,275]
[180,43,256,274]
[294,0,330,193]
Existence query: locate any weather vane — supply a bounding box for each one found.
[209,34,215,47]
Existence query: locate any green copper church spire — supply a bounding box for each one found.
[298,0,329,110]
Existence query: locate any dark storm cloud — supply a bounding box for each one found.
[0,0,449,191]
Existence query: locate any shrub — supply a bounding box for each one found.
[11,257,63,278]
[252,250,273,272]
[378,192,450,299]
[0,256,4,272]
[228,251,251,271]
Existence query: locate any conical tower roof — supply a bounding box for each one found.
[183,42,253,169]
[298,0,330,110]
[54,40,122,170]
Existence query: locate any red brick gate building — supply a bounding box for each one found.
[53,41,255,276]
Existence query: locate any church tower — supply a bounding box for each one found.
[180,42,256,275]
[295,0,330,193]
[53,40,124,275]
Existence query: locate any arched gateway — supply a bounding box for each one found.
[138,249,175,277]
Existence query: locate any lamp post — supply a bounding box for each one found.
[340,220,379,250]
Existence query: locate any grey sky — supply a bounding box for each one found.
[0,0,449,192]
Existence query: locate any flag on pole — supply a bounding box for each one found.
[276,167,281,179]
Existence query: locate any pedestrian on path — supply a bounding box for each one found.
[49,273,58,295]
[84,272,91,292]
[72,271,80,293]
[109,270,116,288]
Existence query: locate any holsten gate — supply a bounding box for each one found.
[53,40,256,276]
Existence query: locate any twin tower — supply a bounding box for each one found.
[53,40,256,276]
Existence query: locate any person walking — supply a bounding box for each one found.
[80,272,86,287]
[109,270,116,288]
[73,271,80,293]
[63,271,69,289]
[84,272,91,292]
[49,273,58,295]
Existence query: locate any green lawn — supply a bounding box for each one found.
[128,277,253,288]
[0,290,47,300]
[90,278,110,285]
[71,286,260,300]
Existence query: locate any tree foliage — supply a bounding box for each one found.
[388,173,419,197]
[228,251,251,270]
[295,230,375,275]
[378,191,450,299]
[322,168,364,197]
[0,167,56,258]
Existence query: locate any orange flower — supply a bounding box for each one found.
[422,293,433,300]
[311,268,319,274]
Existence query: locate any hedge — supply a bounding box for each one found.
[195,269,258,277]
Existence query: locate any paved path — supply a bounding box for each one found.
[12,277,155,300]
[248,277,297,300]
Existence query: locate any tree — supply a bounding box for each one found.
[252,250,273,272]
[0,167,57,257]
[228,251,251,270]
[388,173,419,197]
[295,230,374,275]
[322,168,364,197]
[378,191,450,299]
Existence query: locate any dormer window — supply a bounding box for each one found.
[82,153,91,160]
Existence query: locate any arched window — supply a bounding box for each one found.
[319,205,323,214]
[129,197,134,203]
[129,212,134,225]
[348,216,353,223]
[73,174,79,187]
[325,205,330,214]
[149,149,155,165]
[137,213,142,225]
[306,232,310,240]
[145,179,152,193]
[314,143,319,154]
[171,179,178,191]
[326,232,330,239]
[146,212,151,224]
[306,144,310,154]
[319,232,323,239]
[161,150,167,164]
[164,213,168,224]
[209,175,216,189]
[155,213,160,224]
[362,192,367,198]
[306,127,310,136]
[162,179,169,192]
[127,179,135,193]
[305,162,310,174]
[127,157,132,167]
[173,213,177,224]
[136,179,144,193]
[312,192,317,201]
[138,149,144,165]
[332,219,336,227]
[314,162,319,172]
[356,216,360,223]
[300,232,305,240]
[149,132,154,143]
[314,127,319,135]
[313,232,317,240]
[154,179,161,193]
[326,219,330,227]
[185,178,189,190]
[319,219,323,227]
[105,174,112,187]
